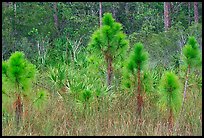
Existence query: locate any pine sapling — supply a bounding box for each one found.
[126,42,148,122]
[2,51,36,130]
[182,36,201,110]
[158,71,182,134]
[88,12,128,87]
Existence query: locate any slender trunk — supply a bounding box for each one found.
[12,2,17,49]
[188,2,191,25]
[183,64,190,103]
[175,65,190,132]
[99,2,102,27]
[53,2,59,35]
[14,94,23,130]
[194,2,199,23]
[37,41,41,63]
[137,65,143,122]
[164,2,171,31]
[168,108,173,134]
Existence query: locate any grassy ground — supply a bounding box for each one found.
[2,66,202,136]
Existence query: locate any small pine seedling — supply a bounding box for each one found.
[158,71,182,134]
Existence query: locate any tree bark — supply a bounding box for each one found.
[168,108,173,134]
[164,2,171,31]
[53,2,59,35]
[137,65,143,123]
[194,2,198,23]
[99,2,102,27]
[14,94,23,130]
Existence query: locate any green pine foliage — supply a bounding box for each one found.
[2,51,36,92]
[127,42,148,72]
[124,42,149,89]
[88,12,129,70]
[183,36,201,67]
[158,71,182,115]
[81,90,92,103]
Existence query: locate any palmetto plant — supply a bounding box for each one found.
[2,51,36,130]
[48,64,68,99]
[158,71,182,133]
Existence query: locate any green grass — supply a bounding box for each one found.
[2,65,202,136]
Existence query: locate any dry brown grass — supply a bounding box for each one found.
[2,80,202,136]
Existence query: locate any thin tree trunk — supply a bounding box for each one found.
[168,108,173,135]
[37,41,41,63]
[183,64,190,103]
[14,91,23,131]
[194,2,199,23]
[137,65,143,123]
[164,2,171,31]
[188,2,191,25]
[175,65,190,132]
[99,2,102,27]
[53,2,59,35]
[12,2,17,49]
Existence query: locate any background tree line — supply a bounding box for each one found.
[2,2,202,68]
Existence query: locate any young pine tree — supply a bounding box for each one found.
[182,36,201,109]
[158,71,182,134]
[88,12,128,87]
[125,42,148,121]
[2,51,36,130]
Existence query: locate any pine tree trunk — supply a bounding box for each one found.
[168,108,173,134]
[164,2,171,31]
[99,2,102,27]
[194,2,198,23]
[137,65,143,122]
[15,94,23,130]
